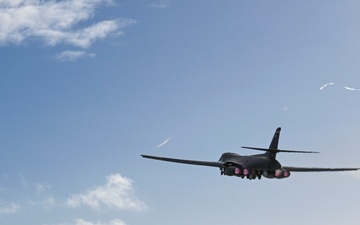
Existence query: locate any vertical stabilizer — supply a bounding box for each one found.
[266,127,281,159]
[269,127,281,149]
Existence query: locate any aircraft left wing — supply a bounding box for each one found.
[141,155,225,168]
[283,166,359,172]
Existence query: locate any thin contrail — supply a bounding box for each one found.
[344,86,360,91]
[153,137,171,149]
[320,82,360,92]
[320,82,335,90]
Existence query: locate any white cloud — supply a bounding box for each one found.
[67,174,147,211]
[29,196,56,210]
[150,4,168,9]
[45,218,127,225]
[149,0,170,9]
[56,51,96,61]
[0,0,136,48]
[73,219,127,225]
[34,183,52,194]
[0,201,20,215]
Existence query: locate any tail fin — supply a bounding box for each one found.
[243,127,281,159]
[267,127,281,159]
[269,127,281,150]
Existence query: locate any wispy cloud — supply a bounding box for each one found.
[29,196,56,210]
[56,51,96,62]
[0,201,20,215]
[150,4,168,9]
[0,0,136,48]
[34,183,52,194]
[150,0,170,9]
[67,173,147,211]
[74,219,127,225]
[45,218,127,225]
[153,137,171,149]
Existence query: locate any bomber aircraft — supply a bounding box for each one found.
[141,127,359,180]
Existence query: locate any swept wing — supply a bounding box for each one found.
[141,155,224,168]
[283,166,359,172]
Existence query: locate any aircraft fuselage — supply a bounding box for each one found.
[219,152,281,170]
[219,152,287,179]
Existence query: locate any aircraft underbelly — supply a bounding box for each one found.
[239,157,280,171]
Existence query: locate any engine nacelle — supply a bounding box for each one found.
[223,166,243,176]
[263,169,291,179]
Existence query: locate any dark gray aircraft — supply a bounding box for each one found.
[141,127,359,180]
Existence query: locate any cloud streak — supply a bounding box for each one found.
[149,0,171,9]
[67,173,147,211]
[46,218,128,225]
[74,219,127,225]
[0,201,20,215]
[0,0,136,48]
[56,51,96,61]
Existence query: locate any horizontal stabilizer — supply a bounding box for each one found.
[241,146,319,154]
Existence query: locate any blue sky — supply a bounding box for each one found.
[1,1,360,224]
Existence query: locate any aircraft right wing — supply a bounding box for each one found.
[283,166,359,172]
[141,155,225,168]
